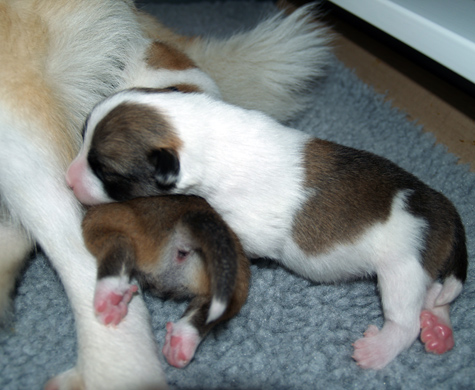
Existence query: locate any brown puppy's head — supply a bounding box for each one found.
[87,99,182,201]
[66,88,189,205]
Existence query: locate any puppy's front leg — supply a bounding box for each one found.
[83,225,139,326]
[94,276,138,326]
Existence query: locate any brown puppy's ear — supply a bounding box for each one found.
[149,148,180,190]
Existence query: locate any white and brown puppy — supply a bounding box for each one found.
[82,195,250,368]
[1,1,330,388]
[68,89,468,370]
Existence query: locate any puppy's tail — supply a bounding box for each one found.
[183,209,249,324]
[184,3,332,122]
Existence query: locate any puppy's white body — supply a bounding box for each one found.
[1,0,330,387]
[70,91,467,370]
[86,93,426,278]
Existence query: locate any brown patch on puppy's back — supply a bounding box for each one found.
[146,41,197,70]
[293,139,398,255]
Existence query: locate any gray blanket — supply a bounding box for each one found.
[1,2,474,389]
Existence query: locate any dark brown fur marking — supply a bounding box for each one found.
[129,85,204,95]
[88,102,182,200]
[294,139,467,281]
[92,102,182,161]
[407,186,467,281]
[293,139,396,254]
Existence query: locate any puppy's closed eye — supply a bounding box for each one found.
[149,148,180,190]
[88,149,106,182]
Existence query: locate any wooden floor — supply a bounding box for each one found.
[281,1,475,171]
[325,8,475,171]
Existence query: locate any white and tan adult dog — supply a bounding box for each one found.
[68,89,467,370]
[0,1,330,388]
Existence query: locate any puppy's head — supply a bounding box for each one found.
[67,89,183,205]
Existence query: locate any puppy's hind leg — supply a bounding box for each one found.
[353,257,430,369]
[0,208,34,320]
[420,276,463,354]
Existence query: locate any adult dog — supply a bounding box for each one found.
[0,1,329,388]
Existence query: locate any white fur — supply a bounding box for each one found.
[185,4,332,122]
[434,275,463,306]
[207,298,227,324]
[125,63,222,99]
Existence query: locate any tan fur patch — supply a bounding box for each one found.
[188,254,211,296]
[83,201,164,272]
[0,2,77,165]
[293,139,394,254]
[146,41,196,70]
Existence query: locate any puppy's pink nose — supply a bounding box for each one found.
[66,159,82,189]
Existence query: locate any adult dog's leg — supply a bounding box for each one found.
[0,119,167,389]
[0,208,33,319]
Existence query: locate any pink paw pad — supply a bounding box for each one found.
[94,279,138,326]
[352,325,381,369]
[352,325,395,370]
[162,321,200,368]
[420,310,454,354]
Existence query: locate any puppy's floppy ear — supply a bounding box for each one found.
[149,148,180,190]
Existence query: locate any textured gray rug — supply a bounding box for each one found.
[1,2,474,389]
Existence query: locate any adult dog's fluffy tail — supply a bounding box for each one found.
[184,4,331,122]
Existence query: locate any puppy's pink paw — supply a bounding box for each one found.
[94,277,138,326]
[352,325,392,370]
[420,310,454,354]
[162,321,201,368]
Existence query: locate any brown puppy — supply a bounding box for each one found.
[82,195,250,368]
